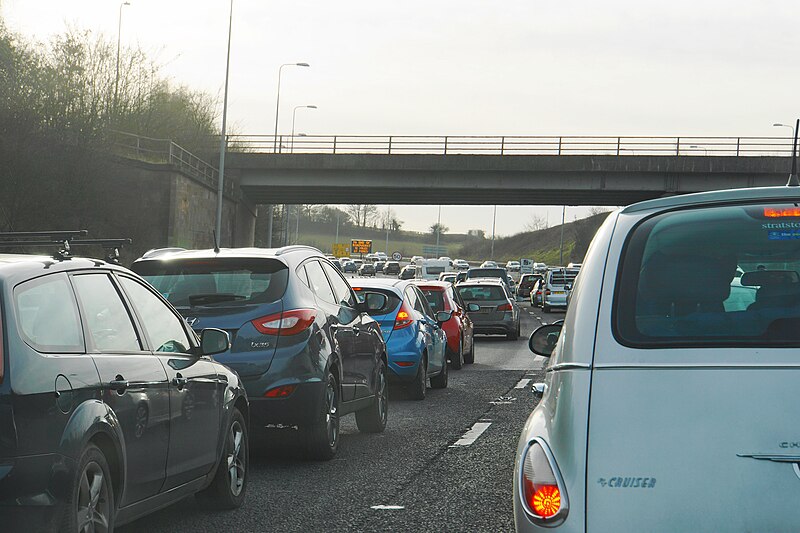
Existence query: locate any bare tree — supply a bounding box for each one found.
[346,204,379,227]
[524,214,549,232]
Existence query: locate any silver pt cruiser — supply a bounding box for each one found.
[515,185,800,532]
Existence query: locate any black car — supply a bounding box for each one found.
[383,261,401,275]
[0,235,249,532]
[358,263,376,277]
[132,245,389,460]
[517,273,543,298]
[398,265,417,280]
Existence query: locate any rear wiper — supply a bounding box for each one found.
[188,293,247,307]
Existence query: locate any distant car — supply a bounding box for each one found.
[530,278,546,307]
[506,260,521,272]
[532,262,547,273]
[374,260,386,273]
[350,278,450,400]
[566,262,582,269]
[399,265,417,280]
[342,260,358,273]
[410,255,425,265]
[480,260,498,268]
[358,263,376,277]
[375,252,388,261]
[383,261,401,275]
[455,271,468,283]
[453,259,470,270]
[439,273,457,284]
[413,280,477,367]
[540,267,580,313]
[517,273,543,298]
[466,267,515,294]
[457,278,520,340]
[352,258,365,269]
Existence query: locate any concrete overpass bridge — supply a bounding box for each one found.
[224,134,796,206]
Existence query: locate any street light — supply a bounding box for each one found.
[775,123,796,155]
[273,63,310,153]
[291,105,317,153]
[490,205,497,260]
[114,1,131,113]
[214,0,233,248]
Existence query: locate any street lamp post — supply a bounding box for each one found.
[114,1,131,113]
[273,63,310,153]
[490,205,497,260]
[559,205,566,265]
[435,205,442,251]
[775,123,796,155]
[214,0,233,248]
[291,105,317,153]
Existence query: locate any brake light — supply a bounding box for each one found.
[264,384,297,398]
[545,290,551,295]
[252,309,316,336]
[764,207,800,218]
[394,302,414,330]
[520,441,568,522]
[498,303,513,311]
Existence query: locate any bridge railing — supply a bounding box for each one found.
[226,134,795,157]
[110,131,237,197]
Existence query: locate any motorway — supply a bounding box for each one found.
[118,288,562,533]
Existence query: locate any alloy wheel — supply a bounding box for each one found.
[77,462,111,533]
[227,420,246,497]
[325,377,339,448]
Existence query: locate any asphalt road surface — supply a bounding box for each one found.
[119,296,564,533]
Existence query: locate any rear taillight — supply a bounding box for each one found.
[520,440,568,524]
[252,309,316,336]
[544,290,551,295]
[497,303,513,312]
[264,384,297,398]
[394,302,414,330]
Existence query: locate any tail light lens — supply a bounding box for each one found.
[545,290,551,295]
[252,309,316,336]
[497,303,513,311]
[520,440,568,524]
[394,302,414,330]
[264,384,297,398]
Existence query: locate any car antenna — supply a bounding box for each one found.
[787,118,800,187]
[213,229,220,254]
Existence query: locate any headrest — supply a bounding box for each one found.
[740,270,800,287]
[639,252,736,303]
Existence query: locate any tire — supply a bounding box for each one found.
[464,335,475,364]
[543,303,551,313]
[197,408,248,509]
[430,351,448,389]
[305,372,340,460]
[355,359,389,433]
[61,444,115,533]
[507,327,519,341]
[449,338,464,370]
[407,355,427,400]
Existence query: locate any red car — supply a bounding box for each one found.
[412,280,476,368]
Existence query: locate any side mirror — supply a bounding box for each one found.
[435,310,453,323]
[200,328,230,356]
[363,292,388,312]
[528,323,562,357]
[467,303,480,312]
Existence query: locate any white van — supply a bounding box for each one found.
[416,259,453,280]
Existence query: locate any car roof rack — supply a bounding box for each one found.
[0,231,131,263]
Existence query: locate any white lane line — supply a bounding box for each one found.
[371,505,405,510]
[515,378,532,389]
[449,422,492,447]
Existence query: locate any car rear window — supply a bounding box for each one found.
[457,285,507,301]
[425,266,446,275]
[548,269,579,286]
[616,202,800,347]
[133,257,289,308]
[353,288,401,316]
[419,289,445,312]
[467,268,506,280]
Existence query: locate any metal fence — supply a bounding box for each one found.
[110,131,236,197]
[226,134,795,157]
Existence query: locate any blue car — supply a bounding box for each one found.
[349,278,450,400]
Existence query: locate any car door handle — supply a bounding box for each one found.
[171,374,187,390]
[109,376,129,393]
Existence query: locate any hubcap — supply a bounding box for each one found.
[227,420,246,496]
[326,379,339,447]
[377,367,388,423]
[77,462,110,533]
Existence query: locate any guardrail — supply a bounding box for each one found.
[110,131,236,197]
[226,134,796,157]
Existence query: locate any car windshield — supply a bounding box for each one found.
[457,285,506,301]
[617,203,800,346]
[133,258,289,309]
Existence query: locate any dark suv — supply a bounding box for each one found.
[132,246,389,460]
[0,243,249,532]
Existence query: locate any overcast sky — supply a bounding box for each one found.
[3,1,799,234]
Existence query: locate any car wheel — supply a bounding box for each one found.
[507,324,519,341]
[464,335,475,364]
[306,372,340,460]
[197,407,248,509]
[61,444,115,533]
[430,350,448,389]
[355,359,389,433]
[542,303,551,313]
[407,355,427,400]
[449,338,464,370]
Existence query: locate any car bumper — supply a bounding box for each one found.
[471,314,517,334]
[0,454,76,532]
[248,380,326,429]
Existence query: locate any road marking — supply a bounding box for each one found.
[514,378,531,389]
[489,396,517,405]
[371,505,405,510]
[449,421,492,447]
